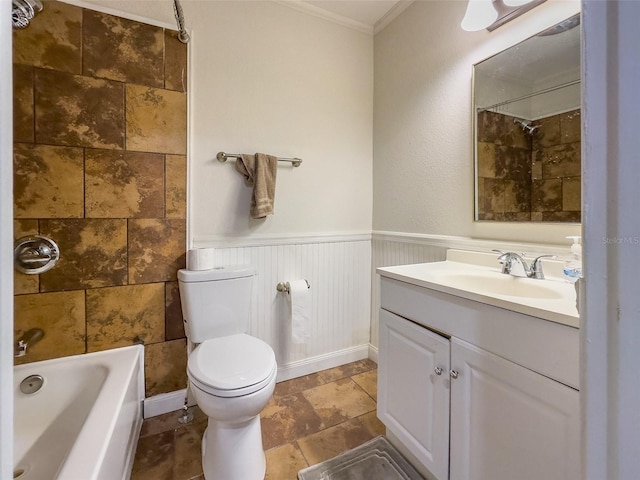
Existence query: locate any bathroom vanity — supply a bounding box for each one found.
[376,250,580,480]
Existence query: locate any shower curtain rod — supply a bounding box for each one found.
[477,79,581,113]
[12,0,43,29]
[173,0,190,43]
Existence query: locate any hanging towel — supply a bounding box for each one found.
[235,153,278,218]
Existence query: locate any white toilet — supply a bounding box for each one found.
[178,266,277,480]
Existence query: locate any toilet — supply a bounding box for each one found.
[178,266,277,480]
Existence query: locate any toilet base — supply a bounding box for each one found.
[201,415,266,480]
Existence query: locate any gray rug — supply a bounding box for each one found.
[298,436,424,480]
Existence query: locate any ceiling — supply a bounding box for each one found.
[293,0,407,32]
[305,0,401,27]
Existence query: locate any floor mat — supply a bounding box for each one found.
[297,436,424,480]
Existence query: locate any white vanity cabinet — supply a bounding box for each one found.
[449,337,579,480]
[377,275,580,480]
[378,309,450,480]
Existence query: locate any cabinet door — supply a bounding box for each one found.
[450,338,580,480]
[378,309,450,480]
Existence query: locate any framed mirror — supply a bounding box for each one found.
[474,14,581,223]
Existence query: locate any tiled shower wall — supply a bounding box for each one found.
[530,109,581,222]
[477,109,581,222]
[12,1,188,397]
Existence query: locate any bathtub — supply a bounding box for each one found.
[13,345,144,480]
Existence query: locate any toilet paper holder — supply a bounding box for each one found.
[276,280,310,294]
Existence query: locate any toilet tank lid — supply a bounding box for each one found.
[178,266,255,282]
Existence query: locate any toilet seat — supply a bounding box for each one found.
[188,334,277,398]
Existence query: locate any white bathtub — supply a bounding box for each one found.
[13,345,144,480]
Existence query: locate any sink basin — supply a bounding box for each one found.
[376,249,579,327]
[434,272,564,300]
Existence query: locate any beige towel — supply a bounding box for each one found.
[235,153,278,218]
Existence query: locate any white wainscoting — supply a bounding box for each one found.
[194,233,373,380]
[192,231,568,375]
[144,231,570,417]
[371,234,448,349]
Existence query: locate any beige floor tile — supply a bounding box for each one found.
[261,392,323,450]
[140,407,206,438]
[131,430,175,480]
[133,362,380,479]
[358,411,386,437]
[351,369,378,401]
[302,378,376,428]
[296,417,377,466]
[274,372,324,397]
[316,359,376,384]
[174,420,206,479]
[265,443,309,480]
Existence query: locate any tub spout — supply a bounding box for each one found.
[15,328,44,357]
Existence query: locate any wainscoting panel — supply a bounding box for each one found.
[205,236,372,373]
[370,236,447,349]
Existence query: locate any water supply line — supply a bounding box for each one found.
[178,338,195,424]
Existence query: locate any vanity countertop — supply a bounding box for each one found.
[377,249,579,328]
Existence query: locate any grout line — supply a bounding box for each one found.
[294,440,312,469]
[349,375,378,405]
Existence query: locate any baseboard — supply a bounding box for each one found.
[276,344,370,382]
[143,389,193,419]
[368,344,379,363]
[143,344,371,418]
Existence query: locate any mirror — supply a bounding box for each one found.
[474,14,581,223]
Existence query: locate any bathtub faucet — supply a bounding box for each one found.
[14,328,44,357]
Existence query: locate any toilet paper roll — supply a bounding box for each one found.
[187,248,216,271]
[288,280,311,344]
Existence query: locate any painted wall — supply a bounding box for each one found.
[80,0,374,240]
[373,0,581,245]
[187,0,373,241]
[12,0,188,397]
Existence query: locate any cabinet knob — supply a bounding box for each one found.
[434,367,443,376]
[450,370,459,379]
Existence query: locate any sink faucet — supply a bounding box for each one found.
[14,328,44,357]
[492,250,557,279]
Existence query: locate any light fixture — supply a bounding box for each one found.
[503,0,534,6]
[461,0,498,31]
[461,0,547,32]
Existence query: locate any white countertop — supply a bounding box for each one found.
[377,250,579,328]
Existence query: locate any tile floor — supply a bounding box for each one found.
[131,359,384,480]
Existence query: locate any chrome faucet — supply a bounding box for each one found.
[14,328,44,357]
[492,250,557,279]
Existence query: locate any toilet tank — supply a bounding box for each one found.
[177,266,255,344]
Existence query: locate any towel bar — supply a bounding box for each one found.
[217,151,302,167]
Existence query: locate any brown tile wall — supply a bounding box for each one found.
[12,1,188,397]
[477,109,581,222]
[531,109,581,222]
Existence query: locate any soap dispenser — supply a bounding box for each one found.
[563,236,582,283]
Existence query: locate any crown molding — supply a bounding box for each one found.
[273,0,373,34]
[374,1,414,35]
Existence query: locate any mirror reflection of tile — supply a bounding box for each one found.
[476,109,581,223]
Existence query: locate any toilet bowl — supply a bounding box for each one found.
[187,333,277,480]
[178,266,277,479]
